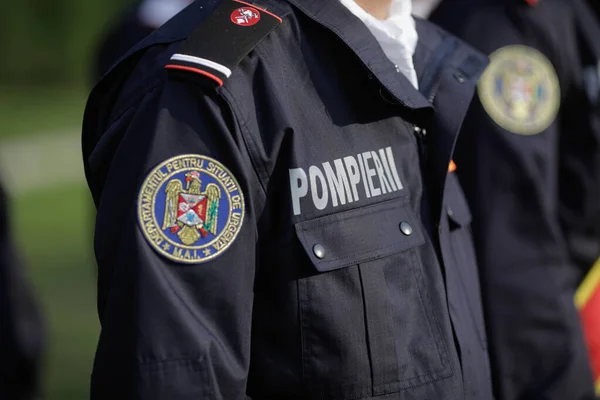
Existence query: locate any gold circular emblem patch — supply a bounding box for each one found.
[137,154,245,264]
[478,45,560,135]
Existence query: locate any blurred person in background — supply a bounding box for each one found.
[94,0,194,81]
[83,0,497,398]
[414,0,600,398]
[0,181,44,400]
[575,0,600,394]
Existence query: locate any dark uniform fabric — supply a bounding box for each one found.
[590,0,600,19]
[566,0,600,281]
[429,0,598,399]
[94,3,155,83]
[82,0,493,398]
[0,182,44,400]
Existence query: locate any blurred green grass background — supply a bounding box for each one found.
[0,86,88,139]
[0,1,135,398]
[1,86,98,399]
[14,184,98,399]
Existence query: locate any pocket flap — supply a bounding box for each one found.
[295,199,425,272]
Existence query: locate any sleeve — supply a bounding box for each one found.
[452,8,596,400]
[0,182,45,400]
[87,77,261,400]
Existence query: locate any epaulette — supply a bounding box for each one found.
[165,0,282,87]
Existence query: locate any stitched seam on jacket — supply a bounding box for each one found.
[410,250,451,370]
[220,86,269,196]
[297,197,410,230]
[104,80,164,134]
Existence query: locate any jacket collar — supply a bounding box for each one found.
[414,18,489,223]
[283,0,432,113]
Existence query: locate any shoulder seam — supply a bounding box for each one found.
[106,77,165,129]
[220,86,269,196]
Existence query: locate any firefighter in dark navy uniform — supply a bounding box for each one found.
[0,181,44,400]
[567,0,600,284]
[414,0,600,398]
[82,0,495,398]
[574,0,600,394]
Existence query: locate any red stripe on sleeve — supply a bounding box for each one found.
[164,65,224,87]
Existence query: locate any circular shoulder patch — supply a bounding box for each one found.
[230,7,261,26]
[138,154,245,264]
[478,45,560,135]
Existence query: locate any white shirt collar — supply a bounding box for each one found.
[412,0,442,19]
[338,0,419,88]
[138,0,193,28]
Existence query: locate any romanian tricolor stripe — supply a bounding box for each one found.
[575,258,600,395]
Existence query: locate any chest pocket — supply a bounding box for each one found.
[295,197,453,400]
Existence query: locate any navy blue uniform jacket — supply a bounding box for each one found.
[82,0,494,398]
[430,0,599,399]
